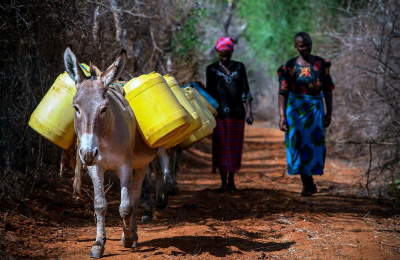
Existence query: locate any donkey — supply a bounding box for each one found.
[64,46,158,258]
[141,146,182,222]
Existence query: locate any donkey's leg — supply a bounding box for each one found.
[87,166,107,258]
[170,147,181,196]
[155,147,172,210]
[118,165,135,248]
[121,166,148,248]
[141,167,153,223]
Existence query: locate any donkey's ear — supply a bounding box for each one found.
[64,45,86,85]
[100,49,127,87]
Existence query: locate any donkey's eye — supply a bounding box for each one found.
[100,107,108,115]
[73,105,80,114]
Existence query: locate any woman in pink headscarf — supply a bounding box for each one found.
[204,37,254,193]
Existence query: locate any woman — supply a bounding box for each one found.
[205,37,254,193]
[278,31,334,196]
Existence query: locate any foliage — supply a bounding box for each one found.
[232,0,400,198]
[0,0,207,199]
[326,0,400,196]
[173,7,208,61]
[1,0,399,201]
[235,0,340,75]
[0,0,89,200]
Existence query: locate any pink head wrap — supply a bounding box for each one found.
[215,37,234,51]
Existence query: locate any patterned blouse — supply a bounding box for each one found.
[206,60,253,119]
[277,56,335,96]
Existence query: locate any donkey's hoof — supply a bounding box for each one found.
[156,194,169,210]
[164,181,173,195]
[142,215,152,223]
[156,200,168,210]
[89,242,105,258]
[171,185,179,196]
[121,233,135,248]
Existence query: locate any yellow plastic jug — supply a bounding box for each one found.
[163,75,202,148]
[193,89,217,129]
[124,72,190,148]
[179,87,214,149]
[192,88,218,118]
[28,64,91,149]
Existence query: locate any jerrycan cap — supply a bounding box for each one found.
[182,86,195,100]
[144,71,162,80]
[79,63,91,77]
[163,74,179,88]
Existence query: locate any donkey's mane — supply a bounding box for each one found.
[89,64,101,77]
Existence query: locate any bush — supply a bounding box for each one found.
[328,0,400,197]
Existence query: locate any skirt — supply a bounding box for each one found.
[212,118,245,173]
[285,92,326,176]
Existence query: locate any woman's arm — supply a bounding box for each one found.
[323,90,332,128]
[240,63,253,124]
[245,99,253,124]
[279,94,288,131]
[277,64,289,131]
[322,59,334,128]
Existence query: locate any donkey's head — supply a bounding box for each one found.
[64,45,127,166]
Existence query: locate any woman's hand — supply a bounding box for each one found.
[245,100,253,125]
[278,94,288,131]
[279,117,288,131]
[324,112,331,128]
[323,90,332,128]
[245,112,254,125]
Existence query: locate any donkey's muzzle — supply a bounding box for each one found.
[79,147,99,166]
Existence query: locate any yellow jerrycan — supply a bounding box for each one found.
[192,88,218,118]
[124,72,190,148]
[28,64,91,149]
[179,87,214,149]
[162,75,202,148]
[192,88,218,119]
[192,89,217,129]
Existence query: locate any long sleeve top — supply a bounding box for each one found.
[206,60,253,119]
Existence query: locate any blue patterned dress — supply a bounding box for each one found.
[278,56,335,176]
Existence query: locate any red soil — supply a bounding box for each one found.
[1,124,399,259]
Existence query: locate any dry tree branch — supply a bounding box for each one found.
[157,55,166,75]
[93,6,100,41]
[109,0,122,43]
[125,70,134,79]
[365,141,372,195]
[104,180,113,195]
[82,188,94,202]
[150,26,163,53]
[121,8,157,19]
[10,2,30,29]
[87,1,157,19]
[223,1,234,35]
[366,158,399,175]
[379,241,400,247]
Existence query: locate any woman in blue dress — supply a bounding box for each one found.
[278,32,335,196]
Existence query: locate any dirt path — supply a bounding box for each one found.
[1,125,400,259]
